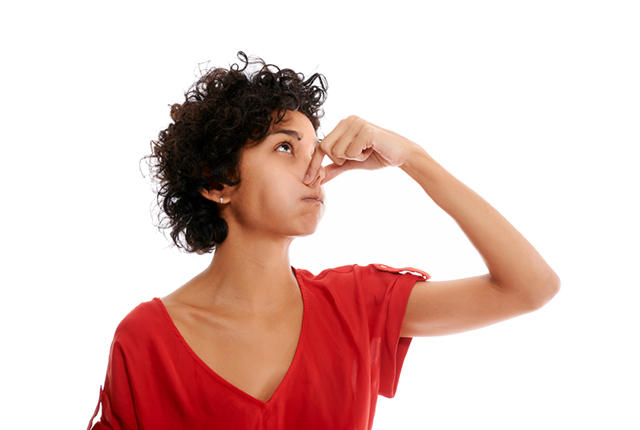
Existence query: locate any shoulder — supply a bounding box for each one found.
[335,263,430,280]
[367,263,430,280]
[112,298,159,345]
[298,263,430,286]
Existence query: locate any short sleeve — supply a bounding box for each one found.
[355,263,430,398]
[87,337,138,430]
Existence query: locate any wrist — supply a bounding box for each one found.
[399,142,431,169]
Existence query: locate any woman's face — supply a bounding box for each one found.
[225,109,327,238]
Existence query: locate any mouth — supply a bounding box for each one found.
[302,197,324,204]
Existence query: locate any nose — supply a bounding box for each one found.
[306,165,326,186]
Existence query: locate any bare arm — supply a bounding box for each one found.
[399,145,560,305]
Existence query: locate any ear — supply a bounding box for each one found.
[200,187,225,204]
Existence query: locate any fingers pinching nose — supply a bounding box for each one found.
[304,171,313,184]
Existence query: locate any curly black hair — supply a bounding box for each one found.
[140,51,328,255]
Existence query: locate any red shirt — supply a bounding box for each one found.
[87,263,430,430]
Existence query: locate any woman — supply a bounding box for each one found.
[88,51,560,430]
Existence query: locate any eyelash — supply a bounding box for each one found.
[276,141,294,154]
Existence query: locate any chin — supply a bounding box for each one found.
[294,223,320,236]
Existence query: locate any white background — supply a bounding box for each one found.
[1,1,638,429]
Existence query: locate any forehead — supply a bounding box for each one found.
[267,111,320,145]
[272,110,314,131]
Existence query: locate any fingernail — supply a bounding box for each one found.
[304,172,311,183]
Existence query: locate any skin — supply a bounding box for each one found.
[161,111,325,402]
[165,109,326,317]
[157,109,559,402]
[159,109,326,402]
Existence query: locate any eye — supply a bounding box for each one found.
[275,141,293,154]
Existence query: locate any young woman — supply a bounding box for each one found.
[87,51,560,430]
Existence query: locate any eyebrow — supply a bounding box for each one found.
[270,129,321,146]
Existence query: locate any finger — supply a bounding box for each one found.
[319,160,357,185]
[318,162,343,185]
[332,117,366,165]
[303,118,351,184]
[303,144,325,184]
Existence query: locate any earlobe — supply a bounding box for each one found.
[200,187,221,203]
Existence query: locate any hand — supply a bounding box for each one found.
[303,115,423,185]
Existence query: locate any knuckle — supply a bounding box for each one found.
[345,147,356,158]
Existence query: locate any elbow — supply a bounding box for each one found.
[529,274,561,309]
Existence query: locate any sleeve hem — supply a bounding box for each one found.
[87,385,107,430]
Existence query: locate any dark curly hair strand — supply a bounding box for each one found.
[140,51,329,255]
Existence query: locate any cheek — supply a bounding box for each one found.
[239,177,294,215]
[261,183,297,211]
[239,163,301,215]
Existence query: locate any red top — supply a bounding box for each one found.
[87,263,430,430]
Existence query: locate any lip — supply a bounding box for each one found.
[302,197,323,204]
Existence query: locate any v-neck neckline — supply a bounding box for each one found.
[153,265,308,408]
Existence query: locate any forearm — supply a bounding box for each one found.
[400,143,560,304]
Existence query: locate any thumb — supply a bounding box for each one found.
[320,160,359,184]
